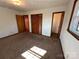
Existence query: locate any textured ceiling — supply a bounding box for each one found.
[0,0,69,11]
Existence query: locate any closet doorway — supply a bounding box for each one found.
[16,15,29,33]
[31,14,42,34]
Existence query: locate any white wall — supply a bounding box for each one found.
[0,7,20,38]
[24,6,66,36]
[60,0,79,59]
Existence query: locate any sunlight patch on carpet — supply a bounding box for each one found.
[21,46,47,59]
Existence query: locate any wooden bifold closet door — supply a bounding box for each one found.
[16,15,29,33]
[31,14,42,34]
[24,15,29,32]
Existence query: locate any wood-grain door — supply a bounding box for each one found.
[31,14,42,34]
[16,15,25,33]
[24,15,29,32]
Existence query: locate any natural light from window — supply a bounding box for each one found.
[77,10,79,16]
[21,46,47,59]
[77,23,79,31]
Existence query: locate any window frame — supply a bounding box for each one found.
[67,0,79,40]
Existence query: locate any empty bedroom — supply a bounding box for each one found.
[0,0,79,59]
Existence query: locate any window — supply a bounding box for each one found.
[68,0,79,40]
[77,22,79,31]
